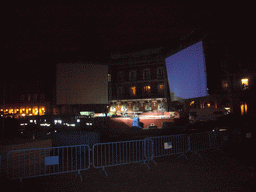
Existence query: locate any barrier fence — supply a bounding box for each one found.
[4,131,227,182]
[7,144,90,181]
[93,139,155,176]
[188,131,225,158]
[146,134,189,159]
[147,131,226,159]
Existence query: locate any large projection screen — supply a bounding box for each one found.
[165,41,207,100]
[56,63,108,105]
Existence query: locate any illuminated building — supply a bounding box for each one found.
[108,48,171,116]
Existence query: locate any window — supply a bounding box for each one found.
[158,84,164,95]
[108,74,111,82]
[143,85,151,96]
[27,94,31,101]
[117,87,124,98]
[241,78,249,90]
[129,70,136,81]
[241,103,248,115]
[40,93,45,100]
[20,95,25,101]
[33,94,37,102]
[143,69,150,80]
[130,86,136,97]
[118,71,124,81]
[157,67,164,79]
[222,80,228,89]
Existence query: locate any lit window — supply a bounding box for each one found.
[241,103,248,115]
[158,84,164,95]
[190,101,195,106]
[143,69,150,80]
[241,79,249,90]
[222,80,228,89]
[143,86,151,96]
[130,86,136,96]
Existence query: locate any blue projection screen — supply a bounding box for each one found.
[165,41,207,100]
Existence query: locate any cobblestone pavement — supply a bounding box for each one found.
[1,144,255,192]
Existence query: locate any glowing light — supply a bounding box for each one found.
[131,86,136,96]
[241,78,249,90]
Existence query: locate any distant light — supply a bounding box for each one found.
[77,119,80,123]
[30,120,33,123]
[54,120,62,124]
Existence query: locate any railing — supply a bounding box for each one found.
[147,131,226,159]
[93,139,155,176]
[147,134,189,159]
[4,131,227,182]
[188,131,226,157]
[7,144,90,181]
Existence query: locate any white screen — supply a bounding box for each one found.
[56,63,108,105]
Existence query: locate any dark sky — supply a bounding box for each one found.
[3,2,246,62]
[2,1,255,85]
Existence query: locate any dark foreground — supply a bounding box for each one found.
[1,142,255,192]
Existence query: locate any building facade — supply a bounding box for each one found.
[203,34,256,115]
[108,49,171,116]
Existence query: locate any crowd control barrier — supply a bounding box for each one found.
[7,144,90,181]
[147,134,189,159]
[188,131,225,158]
[93,139,155,176]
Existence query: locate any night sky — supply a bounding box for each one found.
[2,2,242,62]
[166,41,207,100]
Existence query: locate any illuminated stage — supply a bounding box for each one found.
[107,115,175,130]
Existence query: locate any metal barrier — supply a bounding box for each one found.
[188,131,225,158]
[147,134,189,159]
[93,139,155,176]
[7,144,90,181]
